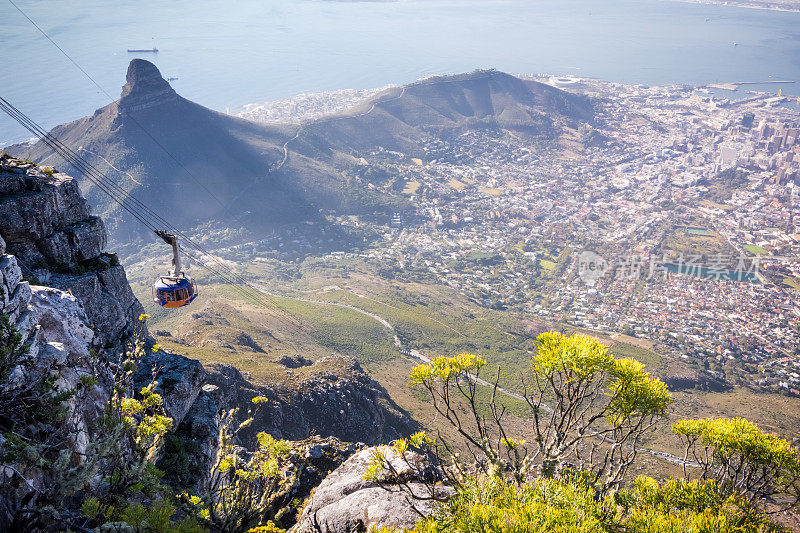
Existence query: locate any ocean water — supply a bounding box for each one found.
[2,0,800,145]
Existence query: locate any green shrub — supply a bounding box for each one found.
[617,477,784,533]
[182,397,295,532]
[408,474,783,533]
[158,433,201,489]
[674,417,800,509]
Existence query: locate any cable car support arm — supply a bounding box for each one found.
[155,230,181,277]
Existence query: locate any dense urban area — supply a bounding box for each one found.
[233,76,800,397]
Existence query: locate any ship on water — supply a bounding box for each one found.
[127,48,158,53]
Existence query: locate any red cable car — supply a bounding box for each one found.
[153,231,197,308]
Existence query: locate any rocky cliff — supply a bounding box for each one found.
[0,154,144,346]
[133,348,417,490]
[292,446,453,533]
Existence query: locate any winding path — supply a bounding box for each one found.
[254,284,697,467]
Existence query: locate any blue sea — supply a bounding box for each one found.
[2,0,800,145]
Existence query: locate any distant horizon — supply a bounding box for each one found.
[3,0,800,144]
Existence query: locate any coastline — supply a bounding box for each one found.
[662,0,800,13]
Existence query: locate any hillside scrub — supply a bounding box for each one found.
[405,474,784,533]
[366,331,798,532]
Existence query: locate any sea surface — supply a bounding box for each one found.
[2,0,800,144]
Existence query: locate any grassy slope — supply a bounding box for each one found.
[127,254,800,480]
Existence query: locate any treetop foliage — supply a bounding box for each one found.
[411,352,486,385]
[673,417,800,472]
[606,356,671,424]
[674,417,800,507]
[532,331,612,380]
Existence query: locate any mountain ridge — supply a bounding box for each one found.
[13,61,591,244]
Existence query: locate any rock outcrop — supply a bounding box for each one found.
[287,355,404,444]
[0,154,144,345]
[118,59,180,114]
[0,229,109,469]
[134,352,418,484]
[291,446,452,533]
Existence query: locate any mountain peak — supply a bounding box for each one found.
[118,59,178,112]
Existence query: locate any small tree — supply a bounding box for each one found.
[404,332,671,491]
[527,332,672,488]
[674,417,800,511]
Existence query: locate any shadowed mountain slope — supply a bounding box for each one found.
[18,60,328,241]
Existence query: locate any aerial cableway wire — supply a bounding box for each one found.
[4,0,308,330]
[0,97,308,349]
[0,96,306,346]
[0,97,257,306]
[0,99,237,284]
[7,0,229,214]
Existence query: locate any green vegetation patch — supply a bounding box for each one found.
[609,340,661,367]
[781,276,800,289]
[744,244,768,256]
[539,259,557,271]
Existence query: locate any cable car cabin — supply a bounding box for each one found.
[154,275,196,308]
[153,230,197,308]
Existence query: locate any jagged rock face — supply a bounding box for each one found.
[30,286,95,358]
[0,235,107,463]
[289,356,387,444]
[56,265,144,347]
[133,352,418,485]
[0,251,39,350]
[291,446,452,533]
[0,155,144,344]
[133,351,207,429]
[284,437,364,514]
[0,163,97,263]
[223,355,412,445]
[117,59,179,113]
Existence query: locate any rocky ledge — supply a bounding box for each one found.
[292,446,453,533]
[0,154,144,345]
